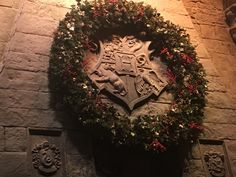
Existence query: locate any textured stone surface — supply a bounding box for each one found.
[66,130,93,156]
[67,155,97,177]
[9,32,53,55]
[32,0,77,8]
[16,13,58,37]
[204,107,236,124]
[0,152,28,177]
[23,1,70,21]
[0,107,64,128]
[203,123,236,139]
[0,69,49,92]
[0,89,51,109]
[207,91,235,109]
[183,159,206,177]
[0,126,4,151]
[206,76,227,92]
[225,140,236,160]
[5,52,49,72]
[5,127,27,152]
[0,0,13,7]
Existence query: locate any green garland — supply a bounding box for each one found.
[49,0,207,152]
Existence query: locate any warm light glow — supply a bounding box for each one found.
[38,0,77,8]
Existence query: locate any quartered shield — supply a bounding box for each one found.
[88,36,168,110]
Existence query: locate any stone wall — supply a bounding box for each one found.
[0,0,235,176]
[182,0,236,102]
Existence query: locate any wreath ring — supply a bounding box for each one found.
[50,0,207,152]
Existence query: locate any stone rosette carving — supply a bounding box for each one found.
[204,150,225,177]
[224,2,236,43]
[32,141,61,175]
[86,35,167,110]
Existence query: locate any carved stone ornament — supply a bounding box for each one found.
[204,150,225,177]
[87,36,167,110]
[224,2,236,43]
[32,141,61,175]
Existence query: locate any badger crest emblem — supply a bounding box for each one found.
[89,36,167,110]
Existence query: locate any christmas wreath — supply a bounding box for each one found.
[49,0,207,153]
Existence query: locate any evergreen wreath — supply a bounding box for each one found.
[49,0,208,153]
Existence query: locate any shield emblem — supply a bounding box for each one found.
[88,36,167,110]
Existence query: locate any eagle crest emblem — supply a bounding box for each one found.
[88,36,167,110]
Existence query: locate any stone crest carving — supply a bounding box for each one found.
[204,150,225,177]
[32,141,61,175]
[88,36,167,110]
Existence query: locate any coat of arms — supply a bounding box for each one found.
[88,36,167,110]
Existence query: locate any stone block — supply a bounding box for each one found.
[200,59,219,76]
[9,32,53,55]
[31,0,77,8]
[0,7,17,27]
[0,126,4,151]
[206,91,235,109]
[215,26,232,41]
[229,44,236,56]
[16,13,58,37]
[160,11,194,29]
[204,107,236,124]
[150,0,189,16]
[0,89,51,109]
[200,24,216,39]
[0,28,11,42]
[0,152,28,177]
[225,140,236,160]
[23,1,69,21]
[195,42,210,59]
[5,51,49,72]
[203,39,219,51]
[67,155,97,177]
[190,144,201,159]
[184,159,206,177]
[215,41,231,55]
[0,69,49,92]
[212,53,232,72]
[0,41,5,54]
[203,123,236,140]
[12,0,22,9]
[5,127,27,152]
[0,0,13,7]
[0,107,64,128]
[206,76,227,92]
